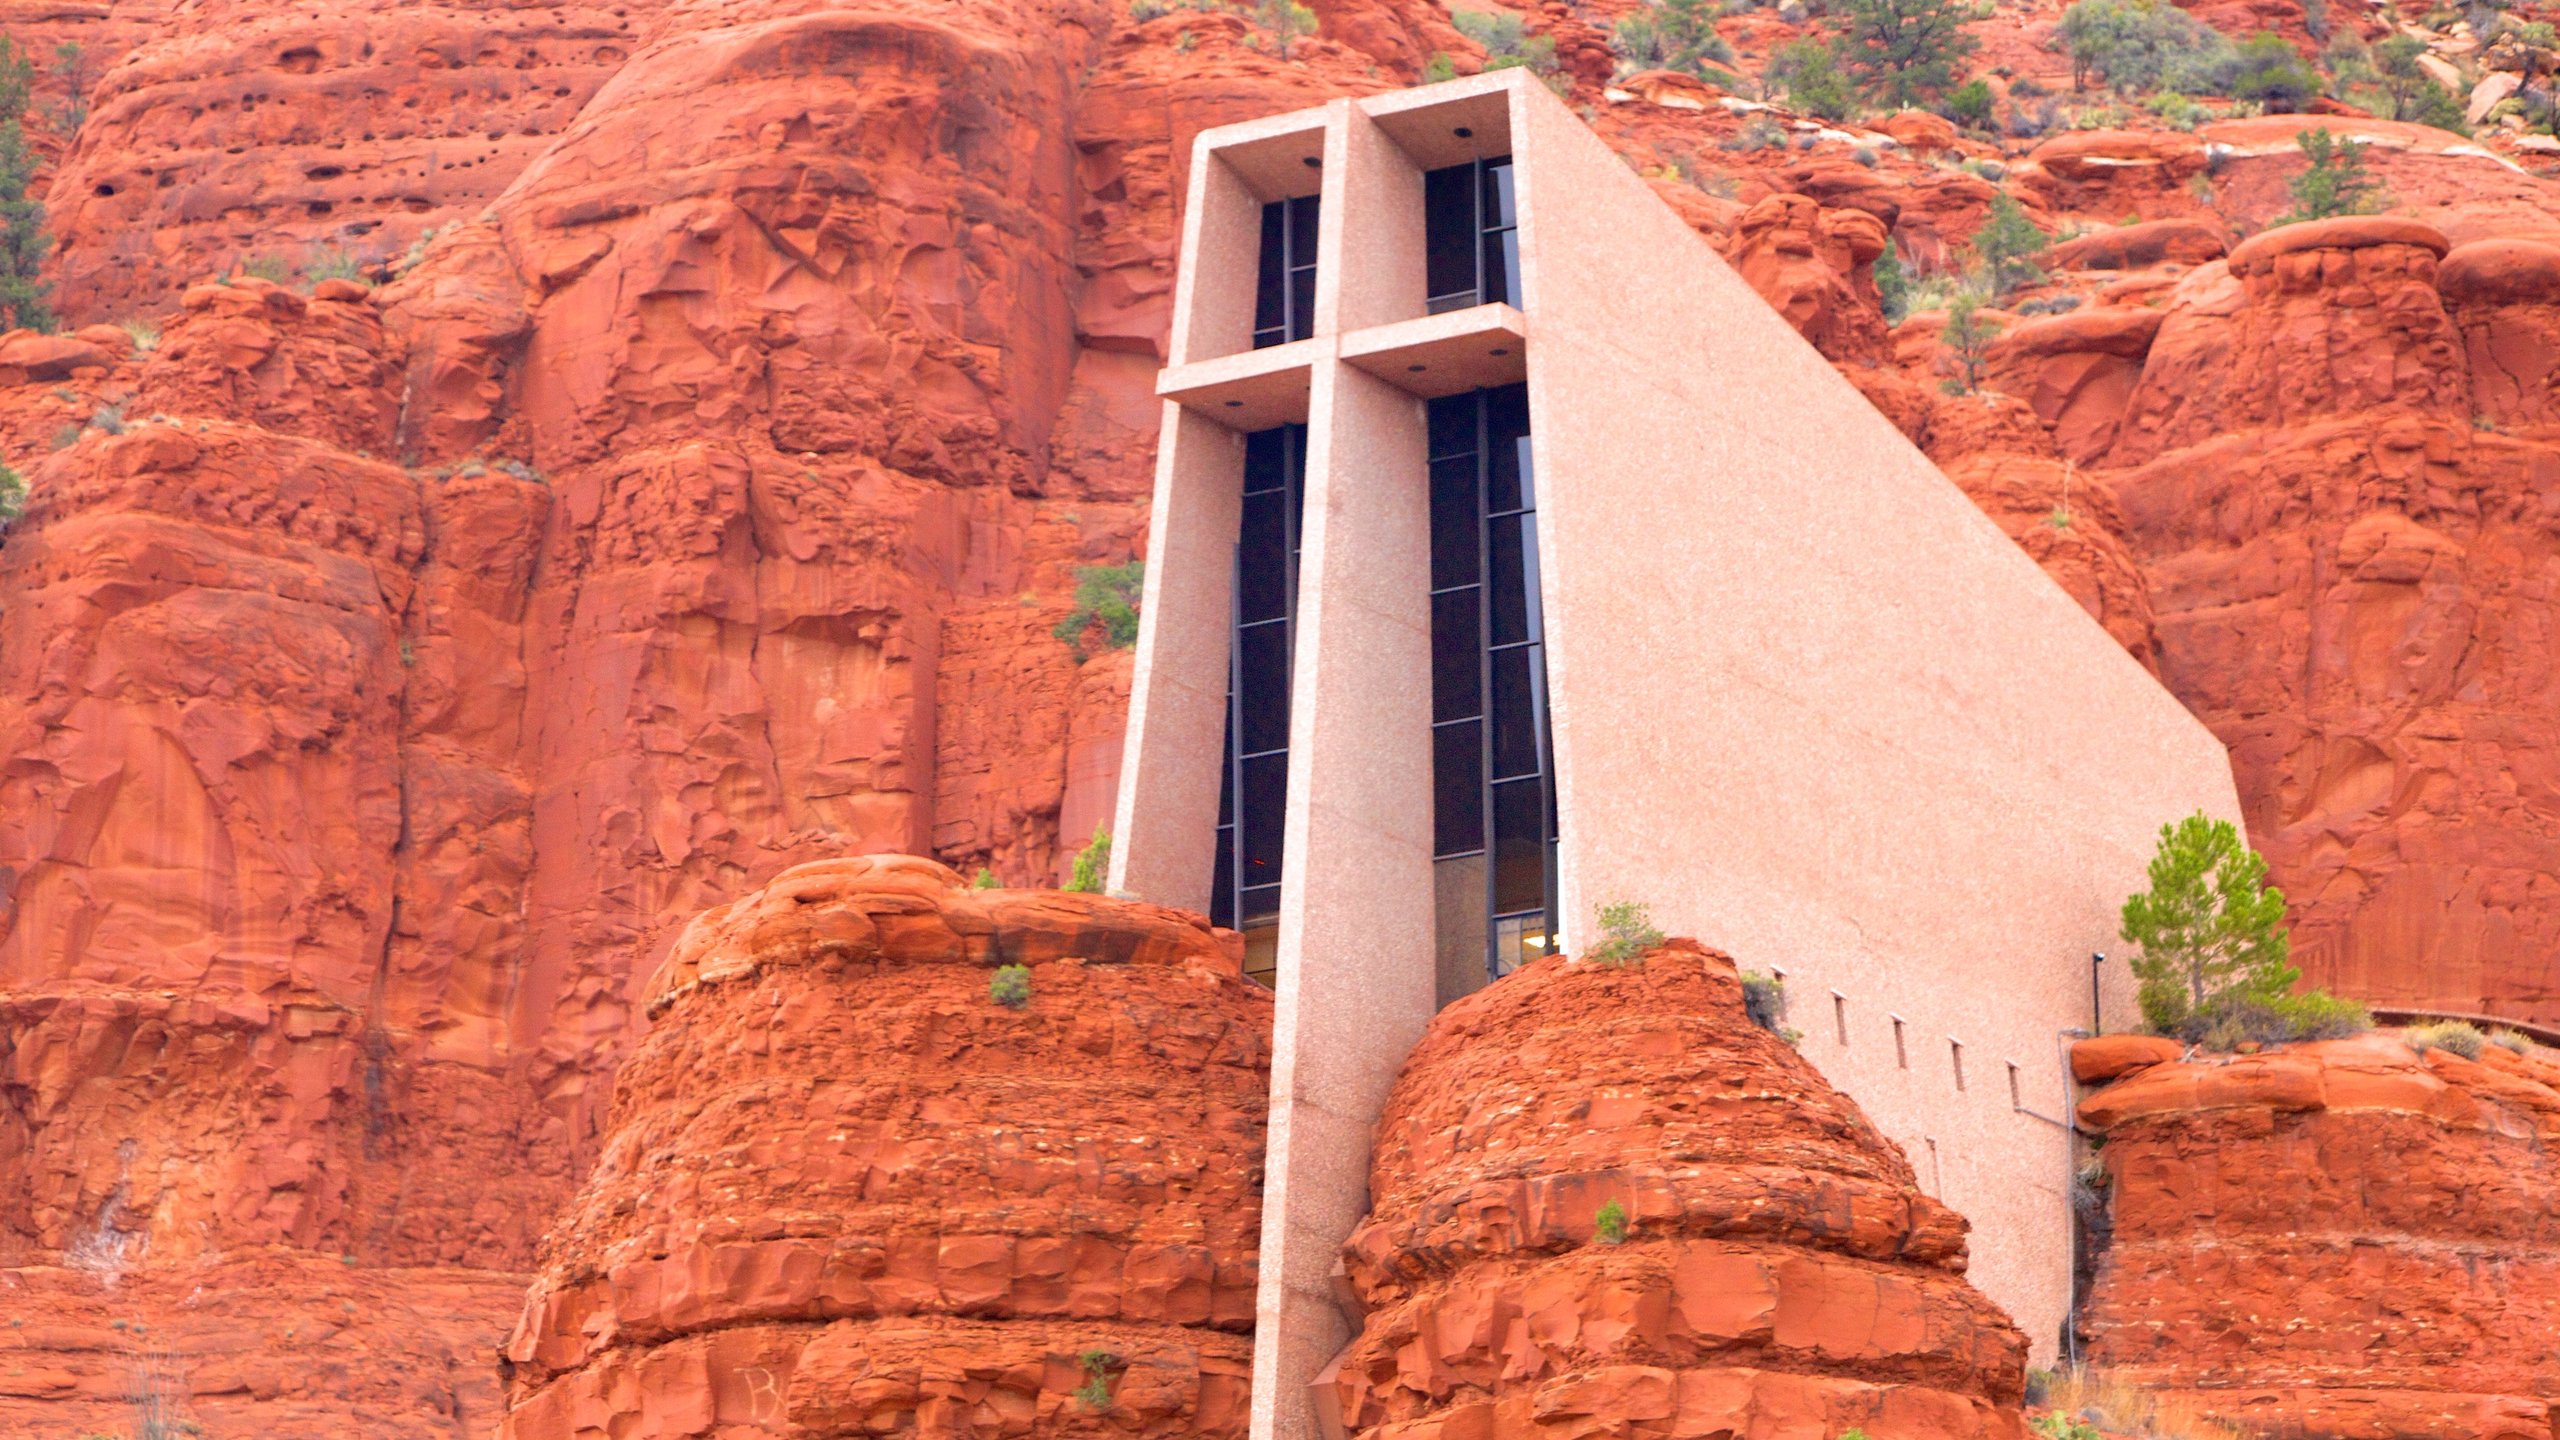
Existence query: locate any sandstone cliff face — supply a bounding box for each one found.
[2075,1033,2560,1440]
[497,855,1271,1439]
[1332,941,2029,1440]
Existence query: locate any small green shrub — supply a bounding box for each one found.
[1586,900,1664,965]
[990,963,1032,1010]
[1593,1198,1629,1245]
[2489,1027,2532,1054]
[304,245,370,289]
[1455,9,1559,75]
[1740,970,1788,1033]
[2033,1414,2103,1440]
[1841,1430,1874,1440]
[118,318,160,352]
[1252,0,1317,46]
[88,401,125,436]
[240,253,295,285]
[1066,824,1111,894]
[1770,37,1856,120]
[2185,988,2370,1050]
[2225,32,2322,111]
[1969,191,2050,296]
[0,461,22,531]
[1423,51,1456,81]
[971,867,1000,890]
[2407,1019,2485,1059]
[1941,76,1995,128]
[1874,247,1913,323]
[2275,127,2387,224]
[1939,286,1996,392]
[1053,560,1143,661]
[1074,1350,1115,1409]
[1131,0,1171,17]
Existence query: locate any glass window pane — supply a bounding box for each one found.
[1481,158,1518,230]
[1490,644,1545,780]
[1429,458,1480,589]
[1424,164,1477,305]
[1491,777,1548,913]
[1431,587,1481,723]
[1243,427,1288,494]
[1255,201,1286,339]
[1433,721,1484,856]
[1288,265,1316,342]
[1427,394,1477,461]
[1211,827,1235,928]
[1482,226,1519,311]
[1238,492,1290,623]
[1492,913,1553,976]
[1240,884,1282,928]
[1485,384,1532,510]
[1240,753,1287,887]
[1217,713,1235,824]
[1289,194,1321,259]
[1238,621,1291,756]
[1488,512,1543,647]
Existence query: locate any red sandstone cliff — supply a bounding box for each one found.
[4,0,2560,1430]
[1332,941,2029,1440]
[2074,1032,2560,1440]
[497,855,1272,1437]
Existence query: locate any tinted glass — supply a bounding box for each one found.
[1288,265,1317,343]
[1427,395,1478,461]
[1485,385,1532,509]
[1240,753,1288,884]
[1237,622,1291,755]
[1429,457,1480,588]
[1239,882,1282,927]
[1489,645,1543,780]
[1481,159,1517,229]
[1210,828,1235,927]
[1431,588,1481,722]
[1490,777,1547,912]
[1238,491,1289,623]
[1288,194,1321,258]
[1433,720,1485,855]
[1424,164,1477,306]
[1254,201,1286,342]
[1488,513,1542,647]
[1243,427,1290,493]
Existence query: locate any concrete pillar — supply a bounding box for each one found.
[1250,357,1437,1440]
[1110,404,1244,910]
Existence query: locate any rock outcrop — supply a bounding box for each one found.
[496,855,1272,1438]
[2076,1032,2560,1440]
[1330,941,2028,1440]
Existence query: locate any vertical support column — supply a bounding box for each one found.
[1110,405,1244,908]
[1250,356,1437,1440]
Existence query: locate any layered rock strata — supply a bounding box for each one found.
[1330,941,2029,1440]
[496,855,1273,1438]
[2076,1033,2560,1440]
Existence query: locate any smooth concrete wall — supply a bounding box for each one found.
[1257,356,1438,1440]
[1506,76,2243,1357]
[1112,403,1243,911]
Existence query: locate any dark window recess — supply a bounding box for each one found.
[1213,425,1309,938]
[1426,382,1555,980]
[1254,194,1321,349]
[1423,156,1519,314]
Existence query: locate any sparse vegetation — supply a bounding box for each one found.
[1586,900,1664,965]
[0,36,54,333]
[2358,34,2469,129]
[1054,560,1144,661]
[990,963,1033,1010]
[971,866,1000,890]
[47,42,89,135]
[1739,969,1788,1033]
[2223,32,2322,111]
[2489,1026,2533,1054]
[0,461,24,534]
[1938,287,1996,392]
[2407,1019,2486,1059]
[1065,824,1111,894]
[1593,1199,1629,1244]
[1611,0,1737,78]
[1455,9,1561,76]
[118,318,161,353]
[240,254,295,285]
[304,245,371,288]
[2053,0,2227,93]
[1968,192,2050,296]
[2035,1414,2104,1440]
[2035,1366,2245,1440]
[2275,128,2386,224]
[1074,1349,1114,1409]
[1770,37,1857,118]
[1874,247,1913,323]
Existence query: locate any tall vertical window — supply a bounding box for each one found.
[1423,156,1517,314]
[1212,424,1307,987]
[1427,383,1556,981]
[1254,195,1320,349]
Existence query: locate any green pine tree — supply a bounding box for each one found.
[2119,812,2295,1035]
[2276,128,2386,225]
[0,37,53,334]
[1968,192,2050,296]
[1836,0,1982,111]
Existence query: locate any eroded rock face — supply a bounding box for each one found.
[496,855,1272,1439]
[2077,1033,2560,1440]
[1332,942,2028,1440]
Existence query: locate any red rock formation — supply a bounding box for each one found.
[1331,941,2028,1440]
[496,855,1271,1438]
[2076,1032,2560,1440]
[1724,192,1892,365]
